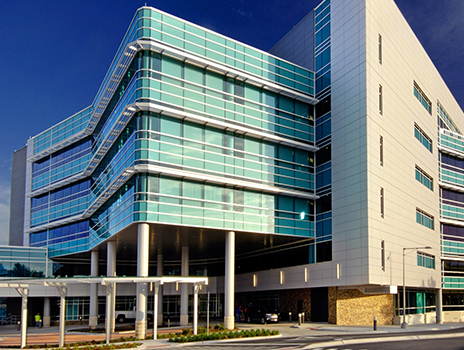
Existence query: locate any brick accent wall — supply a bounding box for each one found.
[328,288,395,325]
[279,289,311,321]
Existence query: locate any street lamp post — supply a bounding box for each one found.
[402,246,432,329]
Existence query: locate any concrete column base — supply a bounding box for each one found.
[180,314,189,327]
[158,314,163,326]
[89,316,98,329]
[43,316,51,328]
[135,320,147,339]
[224,316,234,330]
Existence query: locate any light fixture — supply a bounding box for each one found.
[401,246,432,328]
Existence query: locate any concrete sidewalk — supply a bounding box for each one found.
[256,320,464,335]
[0,321,463,349]
[237,322,464,350]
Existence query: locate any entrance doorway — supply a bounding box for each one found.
[311,287,328,322]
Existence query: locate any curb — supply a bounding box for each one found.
[302,331,464,349]
[138,334,283,348]
[196,333,282,344]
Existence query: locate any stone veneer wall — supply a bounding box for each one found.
[279,289,311,321]
[328,288,395,325]
[328,287,337,324]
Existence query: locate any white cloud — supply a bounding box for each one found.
[232,7,253,19]
[0,180,10,245]
[230,0,253,19]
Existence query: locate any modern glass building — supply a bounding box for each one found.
[9,4,320,337]
[27,8,318,259]
[6,0,464,333]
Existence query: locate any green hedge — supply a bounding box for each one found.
[167,329,279,343]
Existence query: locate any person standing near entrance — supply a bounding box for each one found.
[35,313,41,328]
[236,306,242,322]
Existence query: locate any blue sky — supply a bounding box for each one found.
[0,0,463,244]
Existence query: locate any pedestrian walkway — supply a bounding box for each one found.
[245,321,464,336]
[0,324,177,347]
[0,321,463,348]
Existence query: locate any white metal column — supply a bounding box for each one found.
[224,231,235,330]
[157,253,163,326]
[107,242,116,333]
[16,287,28,349]
[56,285,67,349]
[193,284,200,335]
[180,246,189,326]
[105,282,114,345]
[89,250,99,329]
[136,223,149,339]
[153,283,159,340]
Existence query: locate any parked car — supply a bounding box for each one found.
[244,305,279,324]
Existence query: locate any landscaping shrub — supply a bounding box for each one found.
[165,327,279,343]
